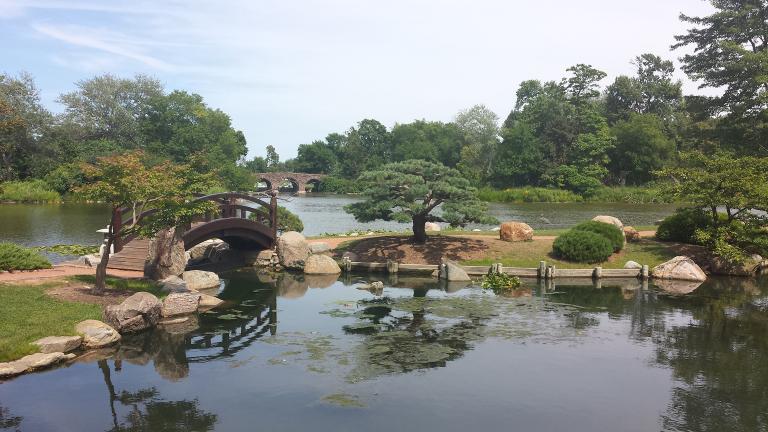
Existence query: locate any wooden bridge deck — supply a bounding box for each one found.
[107,238,150,271]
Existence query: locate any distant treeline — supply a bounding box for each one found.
[2,1,767,201]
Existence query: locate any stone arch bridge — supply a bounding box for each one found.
[255,172,327,193]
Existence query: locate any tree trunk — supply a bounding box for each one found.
[412,215,427,244]
[94,235,113,294]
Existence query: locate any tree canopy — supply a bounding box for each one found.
[344,160,497,242]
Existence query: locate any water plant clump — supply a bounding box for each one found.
[33,244,100,256]
[481,272,522,294]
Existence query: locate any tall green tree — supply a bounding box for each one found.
[265,145,280,171]
[609,114,675,185]
[455,105,500,183]
[293,140,338,173]
[345,160,497,243]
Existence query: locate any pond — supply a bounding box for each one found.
[0,196,677,259]
[1,272,767,431]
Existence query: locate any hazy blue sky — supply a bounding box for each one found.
[1,0,715,159]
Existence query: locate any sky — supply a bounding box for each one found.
[0,0,716,159]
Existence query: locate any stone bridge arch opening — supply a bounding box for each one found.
[253,172,327,194]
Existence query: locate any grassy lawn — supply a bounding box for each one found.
[461,238,679,269]
[0,282,101,362]
[70,275,165,297]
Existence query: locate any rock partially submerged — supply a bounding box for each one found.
[652,256,707,282]
[76,320,121,349]
[357,281,384,295]
[276,231,311,269]
[0,352,76,378]
[33,336,82,354]
[439,259,471,282]
[182,270,220,290]
[198,293,224,311]
[161,293,200,317]
[103,292,162,333]
[304,254,341,275]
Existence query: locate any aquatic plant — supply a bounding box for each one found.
[33,244,99,256]
[480,272,522,293]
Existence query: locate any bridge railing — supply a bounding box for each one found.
[112,191,277,253]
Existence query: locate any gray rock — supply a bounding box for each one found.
[0,352,76,378]
[144,227,187,280]
[33,336,82,354]
[103,292,162,333]
[309,242,331,254]
[276,231,311,269]
[304,254,341,275]
[357,281,384,295]
[439,259,471,282]
[160,275,189,293]
[652,256,707,282]
[187,239,226,262]
[161,293,201,317]
[182,270,220,290]
[592,215,624,230]
[77,254,101,267]
[76,320,121,349]
[624,260,643,270]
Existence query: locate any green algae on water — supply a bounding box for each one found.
[321,393,365,408]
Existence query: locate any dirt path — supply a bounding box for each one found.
[0,264,143,284]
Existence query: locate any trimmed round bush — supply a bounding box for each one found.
[0,243,52,271]
[572,220,625,251]
[552,230,613,263]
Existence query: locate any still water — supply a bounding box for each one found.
[1,272,766,431]
[0,195,677,246]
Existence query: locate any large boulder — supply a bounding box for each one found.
[438,258,472,282]
[0,352,76,378]
[182,270,220,290]
[33,336,82,354]
[104,292,162,333]
[161,293,201,317]
[187,239,227,262]
[652,256,707,282]
[592,215,624,230]
[499,222,534,242]
[624,260,643,270]
[425,222,441,232]
[144,227,187,280]
[304,254,341,275]
[623,226,640,242]
[276,231,311,269]
[75,320,121,349]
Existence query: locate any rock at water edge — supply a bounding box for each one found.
[439,259,471,282]
[103,292,162,333]
[276,231,311,270]
[182,270,220,290]
[624,260,643,270]
[76,320,121,349]
[304,254,342,275]
[161,293,201,317]
[33,336,82,354]
[652,256,707,282]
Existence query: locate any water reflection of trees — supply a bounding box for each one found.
[654,277,768,432]
[98,359,217,432]
[0,405,23,432]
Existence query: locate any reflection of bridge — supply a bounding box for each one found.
[254,172,326,193]
[107,192,278,271]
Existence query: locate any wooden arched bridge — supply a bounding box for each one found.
[107,192,278,271]
[255,172,326,193]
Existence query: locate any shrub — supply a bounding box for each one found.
[0,243,52,271]
[572,220,625,252]
[656,207,712,244]
[0,180,60,203]
[481,272,522,293]
[250,205,304,232]
[552,230,613,263]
